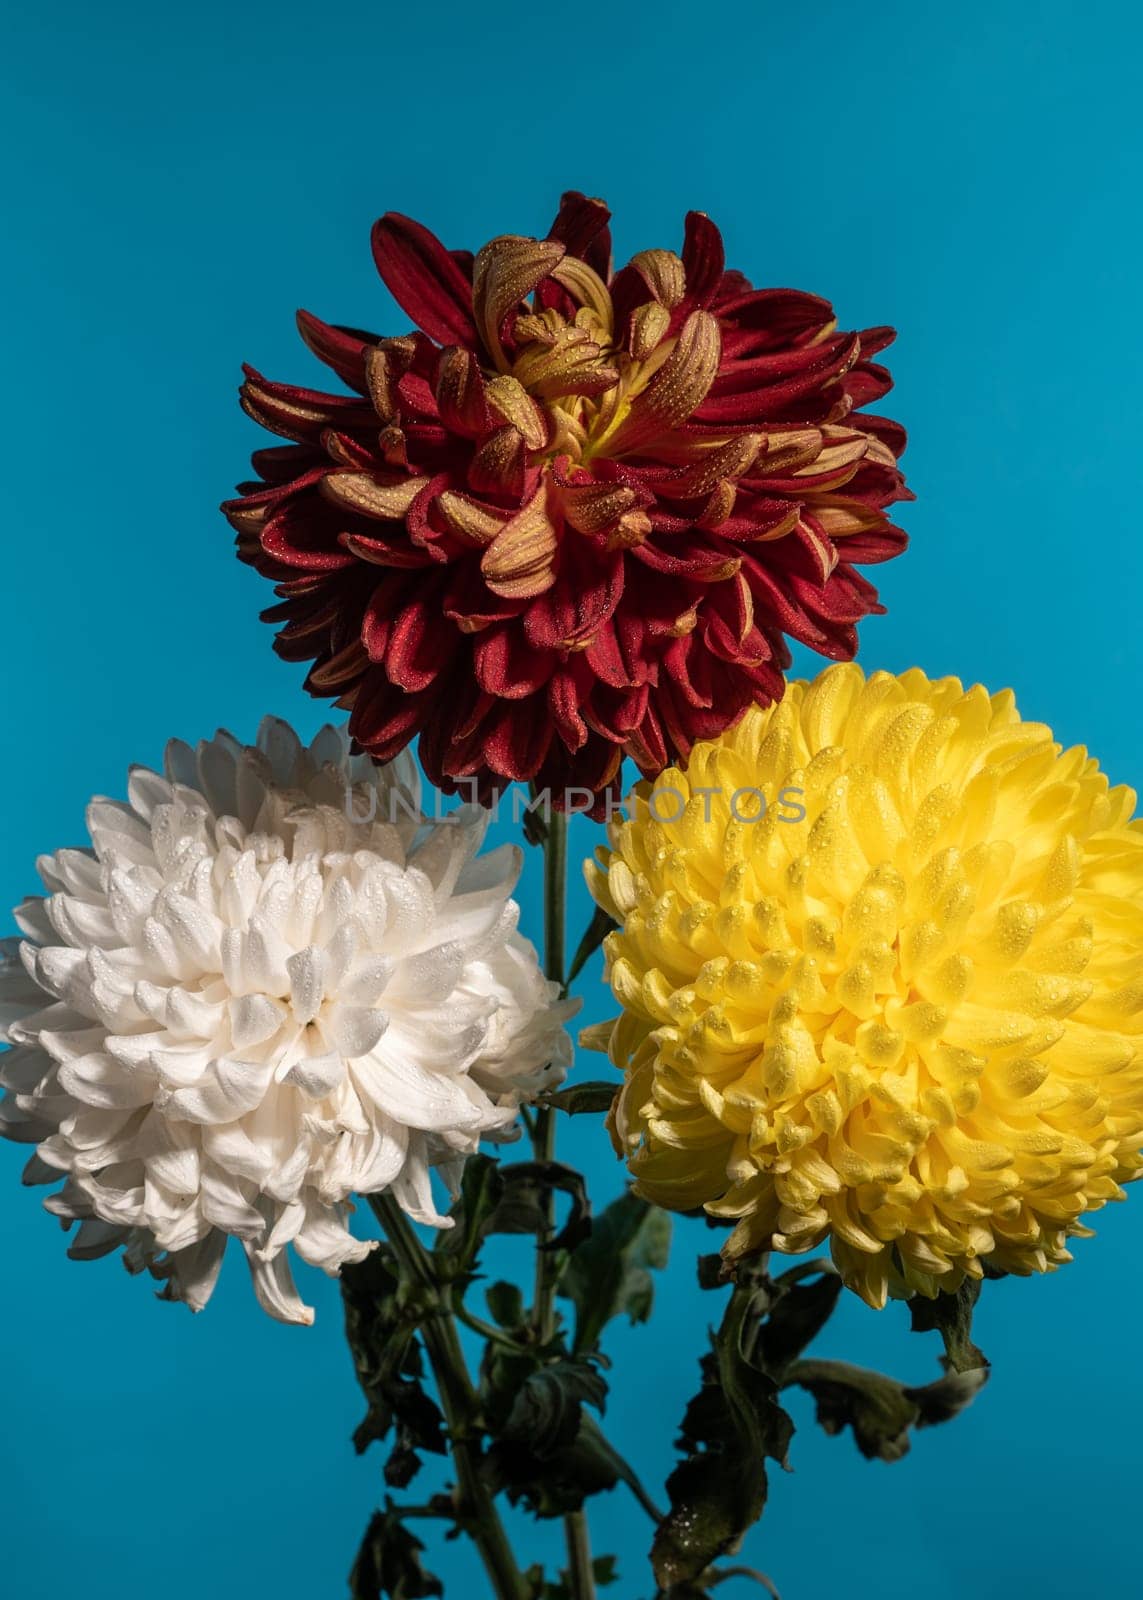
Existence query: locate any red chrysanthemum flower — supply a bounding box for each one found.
[223,195,911,813]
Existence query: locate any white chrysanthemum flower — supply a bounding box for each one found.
[0,719,575,1324]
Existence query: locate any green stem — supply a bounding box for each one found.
[368,1194,529,1600]
[542,805,568,990]
[454,1300,520,1350]
[533,808,599,1595]
[531,806,567,1345]
[564,1508,596,1600]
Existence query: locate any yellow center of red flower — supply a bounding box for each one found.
[469,235,762,561]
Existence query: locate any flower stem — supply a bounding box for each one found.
[531,806,567,1345]
[533,808,599,1595]
[564,1508,596,1600]
[542,806,568,990]
[368,1193,529,1600]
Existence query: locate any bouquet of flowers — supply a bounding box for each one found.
[4,192,1140,1599]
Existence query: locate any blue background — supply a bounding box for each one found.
[2,2,1141,1595]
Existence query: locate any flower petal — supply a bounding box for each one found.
[371,213,477,348]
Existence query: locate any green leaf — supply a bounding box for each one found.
[784,1357,989,1462]
[755,1263,842,1378]
[349,1505,443,1600]
[522,805,549,847]
[783,1358,917,1462]
[502,1360,609,1454]
[566,904,618,985]
[652,1288,795,1589]
[432,1156,591,1283]
[697,1253,728,1290]
[485,1280,526,1330]
[592,1555,619,1587]
[431,1154,503,1281]
[485,1161,593,1254]
[481,1352,618,1518]
[905,1364,991,1426]
[541,1080,618,1117]
[485,1420,621,1519]
[559,1189,673,1353]
[908,1277,989,1373]
[340,1248,446,1486]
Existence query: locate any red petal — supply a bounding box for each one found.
[626,704,669,774]
[435,347,491,437]
[584,682,649,742]
[350,673,435,759]
[632,534,740,581]
[371,213,477,348]
[738,553,831,647]
[480,701,553,781]
[708,335,855,397]
[443,561,527,631]
[844,362,893,408]
[860,413,908,460]
[663,635,713,710]
[547,191,613,278]
[473,625,554,699]
[295,310,374,395]
[833,523,909,565]
[585,622,638,689]
[340,530,431,570]
[857,325,896,358]
[361,573,408,660]
[247,444,323,485]
[523,546,624,650]
[386,587,455,691]
[681,211,726,308]
[261,498,356,572]
[549,670,589,750]
[240,368,374,444]
[716,287,834,350]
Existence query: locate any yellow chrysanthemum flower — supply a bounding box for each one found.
[584,665,1143,1307]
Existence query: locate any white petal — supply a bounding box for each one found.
[127,766,174,821]
[389,1143,453,1228]
[353,1051,486,1133]
[14,897,55,943]
[48,894,120,949]
[0,1044,51,1093]
[67,1217,131,1260]
[286,946,325,1025]
[199,1170,266,1238]
[243,1241,314,1325]
[328,1005,389,1060]
[0,938,47,1030]
[86,800,155,866]
[164,1231,227,1312]
[58,1051,156,1110]
[202,1120,273,1186]
[340,955,395,1007]
[257,717,305,785]
[229,993,288,1050]
[391,941,466,1002]
[284,1051,345,1099]
[154,892,223,974]
[341,1118,408,1193]
[163,1058,273,1122]
[45,849,103,897]
[292,1202,374,1271]
[32,945,88,1004]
